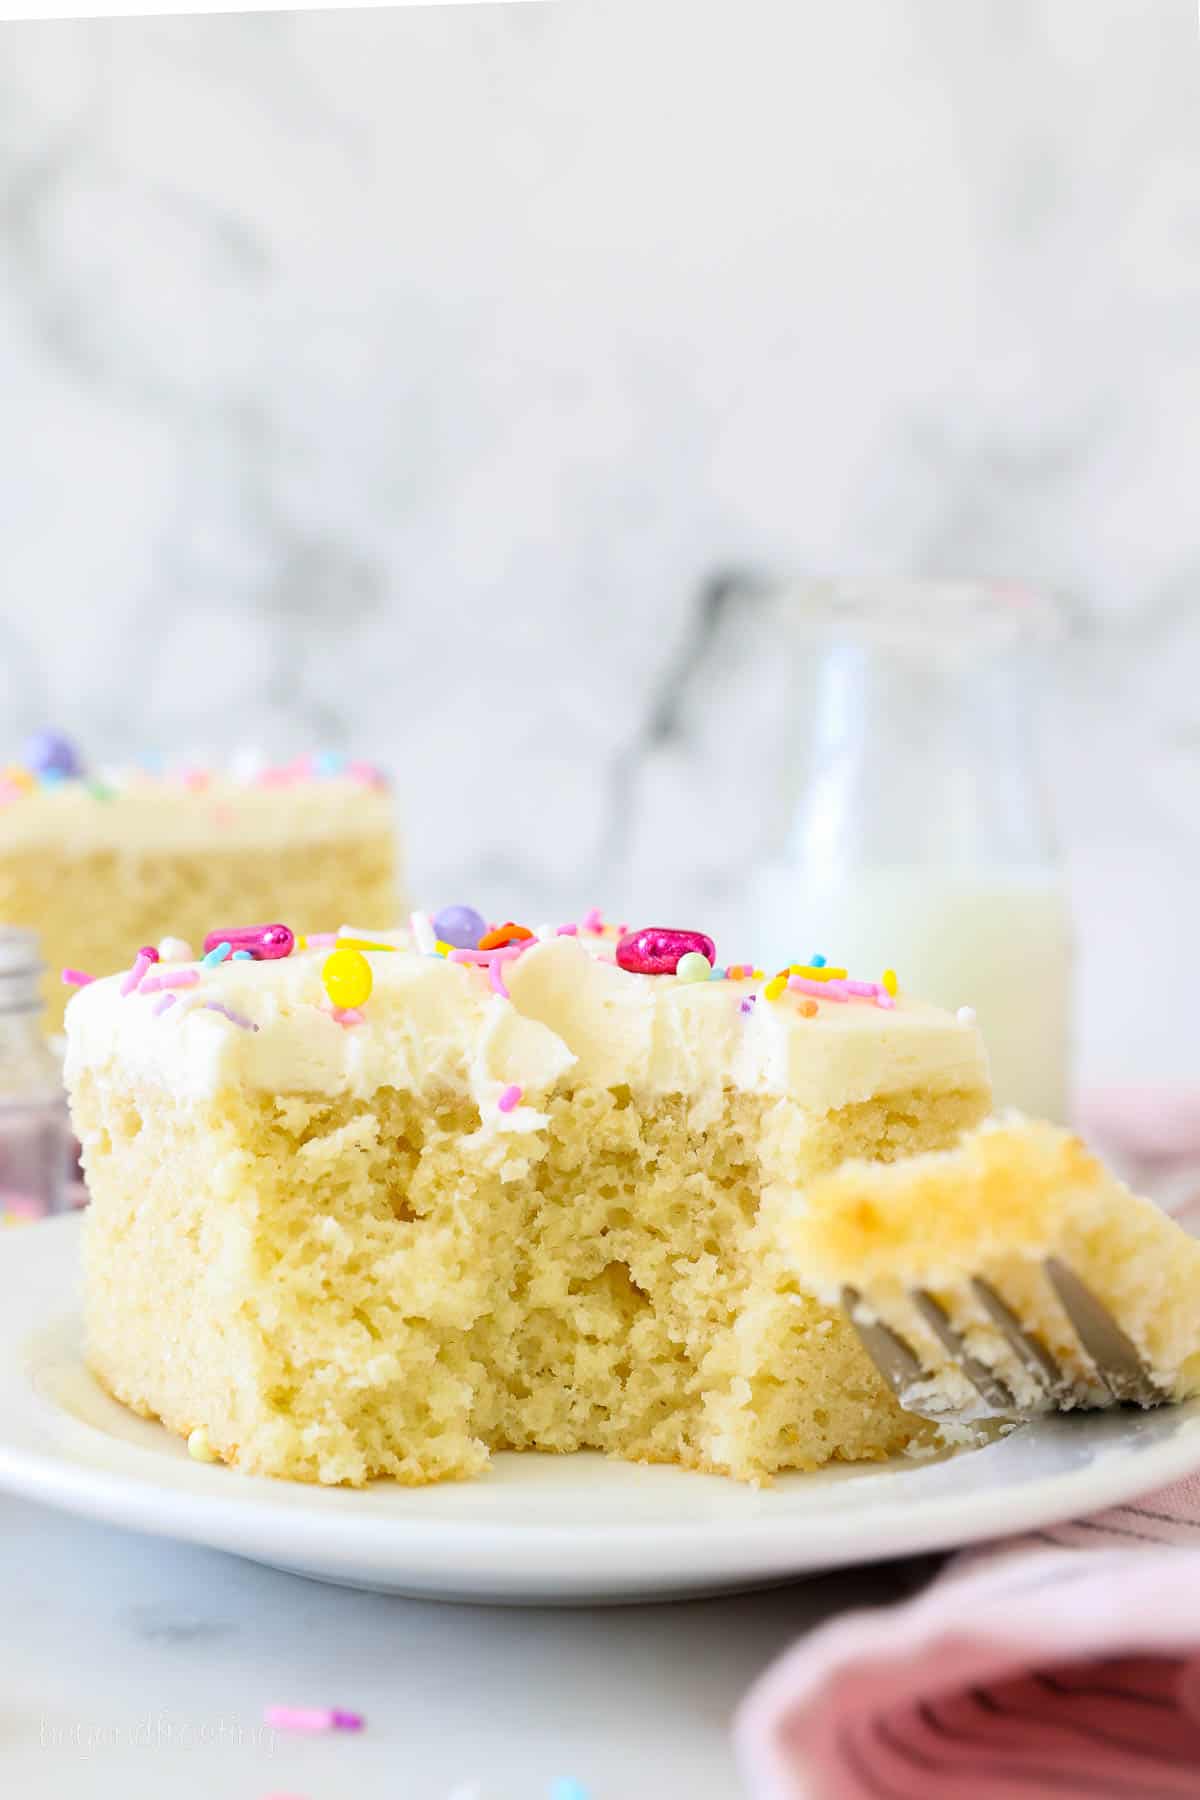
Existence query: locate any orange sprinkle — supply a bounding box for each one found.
[478,923,534,951]
[882,968,898,996]
[798,998,818,1018]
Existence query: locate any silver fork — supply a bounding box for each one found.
[843,1256,1166,1423]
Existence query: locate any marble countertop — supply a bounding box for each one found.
[0,1492,931,1799]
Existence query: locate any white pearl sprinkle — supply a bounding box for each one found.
[157,936,194,964]
[533,922,555,941]
[956,1006,977,1026]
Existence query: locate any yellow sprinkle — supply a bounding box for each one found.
[435,940,456,957]
[187,1426,218,1464]
[752,969,765,981]
[322,947,374,1010]
[763,974,787,1002]
[789,964,847,981]
[334,937,397,953]
[882,968,898,996]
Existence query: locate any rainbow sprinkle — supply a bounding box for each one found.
[119,949,155,996]
[201,942,232,968]
[497,1084,523,1114]
[61,968,94,988]
[263,1706,364,1735]
[140,969,199,993]
[202,1002,258,1032]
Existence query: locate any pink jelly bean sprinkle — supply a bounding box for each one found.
[203,924,294,961]
[615,927,717,977]
[497,1084,523,1113]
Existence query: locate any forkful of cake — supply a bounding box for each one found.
[789,1119,1200,1429]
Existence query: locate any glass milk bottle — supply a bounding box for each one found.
[0,927,70,1221]
[749,581,1072,1120]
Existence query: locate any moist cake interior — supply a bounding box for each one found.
[66,925,993,1486]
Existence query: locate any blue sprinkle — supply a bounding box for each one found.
[202,942,232,967]
[231,950,252,961]
[708,966,726,981]
[39,768,67,788]
[810,953,827,967]
[313,749,346,777]
[550,1784,591,1800]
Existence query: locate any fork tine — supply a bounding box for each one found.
[841,1285,928,1404]
[971,1275,1068,1401]
[1044,1257,1165,1406]
[911,1288,1017,1412]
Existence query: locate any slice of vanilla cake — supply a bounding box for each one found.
[787,1118,1200,1415]
[64,914,991,1486]
[0,737,401,1031]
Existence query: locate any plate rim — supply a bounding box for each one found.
[4,1216,1200,1596]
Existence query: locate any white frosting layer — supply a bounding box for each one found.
[0,779,394,853]
[64,933,991,1120]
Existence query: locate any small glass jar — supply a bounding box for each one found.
[0,927,72,1221]
[749,581,1073,1120]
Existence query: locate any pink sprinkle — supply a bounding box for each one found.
[141,969,200,993]
[306,932,338,948]
[845,980,879,997]
[332,1007,364,1027]
[61,968,94,988]
[556,923,579,937]
[788,976,849,1002]
[489,959,510,999]
[120,951,154,997]
[581,907,604,934]
[874,991,896,1009]
[347,760,387,789]
[138,945,161,965]
[153,994,177,1017]
[181,767,209,792]
[263,1706,363,1735]
[497,1084,523,1114]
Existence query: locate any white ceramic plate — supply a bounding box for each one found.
[4,1217,1200,1604]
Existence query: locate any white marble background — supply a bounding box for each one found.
[0,0,1198,1084]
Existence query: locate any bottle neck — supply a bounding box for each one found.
[781,639,1058,875]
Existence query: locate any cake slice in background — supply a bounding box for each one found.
[65,915,991,1486]
[787,1117,1200,1415]
[0,735,401,1031]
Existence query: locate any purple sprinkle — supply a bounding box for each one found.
[153,994,177,1017]
[740,996,756,1014]
[330,1709,364,1732]
[203,1001,258,1032]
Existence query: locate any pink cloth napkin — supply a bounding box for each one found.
[737,1175,1200,1800]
